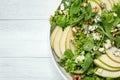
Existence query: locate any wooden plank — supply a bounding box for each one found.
[0,0,61,19]
[0,20,51,57]
[0,58,63,80]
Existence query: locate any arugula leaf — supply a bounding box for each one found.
[73,57,93,74]
[114,36,120,48]
[83,38,94,51]
[55,14,67,28]
[62,49,74,59]
[112,2,120,18]
[59,49,76,74]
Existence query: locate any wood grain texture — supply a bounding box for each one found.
[0,20,51,57]
[0,0,61,19]
[0,58,63,80]
[0,0,64,80]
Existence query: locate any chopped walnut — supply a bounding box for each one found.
[72,74,81,80]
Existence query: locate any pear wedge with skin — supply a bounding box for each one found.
[50,26,61,48]
[53,27,63,58]
[94,59,120,71]
[60,26,71,54]
[106,47,120,63]
[99,54,120,68]
[95,68,120,78]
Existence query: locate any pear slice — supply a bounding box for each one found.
[50,26,61,48]
[94,59,120,71]
[99,54,120,68]
[106,47,120,63]
[95,68,120,78]
[99,0,112,11]
[60,26,71,54]
[113,0,120,5]
[53,27,63,58]
[65,28,75,53]
[109,0,116,7]
[66,28,72,50]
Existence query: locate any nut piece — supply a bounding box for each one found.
[72,74,81,80]
[72,27,80,35]
[93,6,99,13]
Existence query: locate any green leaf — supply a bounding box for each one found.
[83,38,94,51]
[56,15,66,27]
[114,36,120,48]
[73,57,93,74]
[62,49,74,59]
[112,2,120,18]
[64,59,76,72]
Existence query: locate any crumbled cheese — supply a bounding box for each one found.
[93,46,98,51]
[92,32,102,41]
[113,13,117,17]
[60,3,64,10]
[75,55,85,63]
[94,15,101,23]
[81,51,85,55]
[84,25,89,34]
[114,50,120,57]
[117,24,120,30]
[104,39,112,49]
[99,48,105,53]
[65,1,69,6]
[88,25,98,31]
[111,29,118,32]
[101,2,106,9]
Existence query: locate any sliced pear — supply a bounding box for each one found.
[106,47,120,63]
[89,0,102,14]
[95,68,120,78]
[60,26,71,54]
[65,28,75,53]
[99,54,120,68]
[99,0,112,10]
[50,26,61,48]
[94,59,120,71]
[66,28,72,50]
[109,0,116,7]
[113,0,120,5]
[53,27,63,58]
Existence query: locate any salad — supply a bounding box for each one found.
[50,0,120,80]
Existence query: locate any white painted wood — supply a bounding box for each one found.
[0,20,52,57]
[0,0,65,80]
[0,58,63,80]
[0,0,61,19]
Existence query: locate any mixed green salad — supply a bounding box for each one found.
[50,0,120,80]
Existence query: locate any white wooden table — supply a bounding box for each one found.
[0,0,64,80]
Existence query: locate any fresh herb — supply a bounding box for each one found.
[50,0,97,29]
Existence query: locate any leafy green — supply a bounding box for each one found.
[50,0,97,28]
[114,36,120,48]
[112,2,120,18]
[83,38,94,51]
[59,49,76,74]
[62,49,74,59]
[73,57,93,74]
